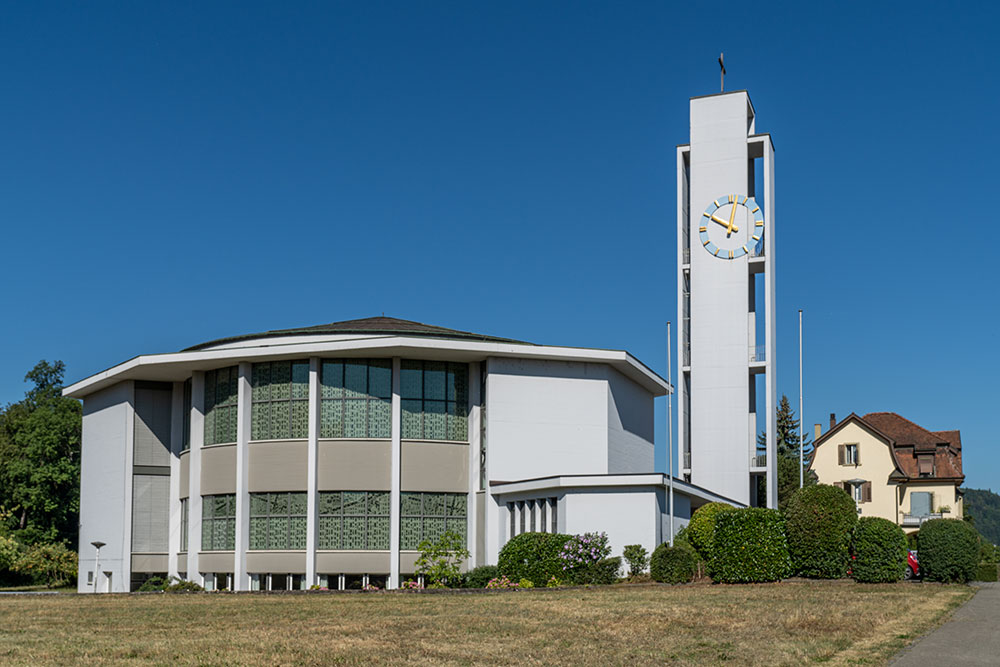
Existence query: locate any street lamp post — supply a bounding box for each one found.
[91,541,105,593]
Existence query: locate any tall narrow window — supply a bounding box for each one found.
[317,491,390,550]
[204,367,238,446]
[251,361,310,440]
[201,494,236,550]
[249,492,307,550]
[400,492,467,550]
[320,360,392,439]
[182,379,192,451]
[180,498,189,552]
[400,361,468,441]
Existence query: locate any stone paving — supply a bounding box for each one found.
[892,582,1000,666]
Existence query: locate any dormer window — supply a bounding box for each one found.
[918,454,934,477]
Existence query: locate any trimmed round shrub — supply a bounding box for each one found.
[574,557,621,585]
[463,565,499,588]
[687,502,736,561]
[709,508,792,583]
[851,517,907,583]
[498,532,572,587]
[906,530,920,551]
[650,541,698,584]
[919,519,979,583]
[784,484,857,578]
[975,563,998,582]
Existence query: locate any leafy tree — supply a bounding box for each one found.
[414,530,470,588]
[0,361,82,546]
[964,489,1000,545]
[756,395,816,510]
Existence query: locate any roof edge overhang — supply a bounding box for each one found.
[808,412,909,479]
[63,335,671,399]
[489,472,744,507]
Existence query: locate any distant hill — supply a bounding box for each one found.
[965,488,1000,544]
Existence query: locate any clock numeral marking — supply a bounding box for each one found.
[752,235,760,242]
[742,245,748,254]
[698,226,707,232]
[703,212,711,218]
[714,248,721,257]
[728,250,734,259]
[703,239,710,246]
[755,221,764,227]
[752,206,760,213]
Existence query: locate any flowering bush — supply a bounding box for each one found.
[518,578,534,589]
[546,575,561,588]
[559,532,614,584]
[400,579,424,590]
[363,583,381,591]
[485,575,519,589]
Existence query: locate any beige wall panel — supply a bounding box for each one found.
[400,441,469,492]
[198,552,235,573]
[249,441,308,492]
[179,452,189,499]
[200,445,236,496]
[398,552,468,575]
[177,553,187,573]
[246,552,307,573]
[315,552,391,574]
[900,483,962,517]
[810,422,899,523]
[131,554,168,573]
[317,440,391,491]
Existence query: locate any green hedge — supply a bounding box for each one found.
[497,532,572,587]
[571,557,621,585]
[976,563,998,582]
[851,517,907,583]
[687,502,736,561]
[650,542,698,584]
[709,508,792,583]
[919,519,980,583]
[784,484,857,579]
[463,565,499,588]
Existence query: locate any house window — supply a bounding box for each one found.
[249,492,307,550]
[910,491,933,517]
[400,361,468,441]
[845,444,858,465]
[202,494,236,550]
[320,360,392,439]
[317,491,390,550]
[251,361,310,441]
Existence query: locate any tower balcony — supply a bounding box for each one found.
[749,345,766,363]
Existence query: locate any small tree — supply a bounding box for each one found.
[623,544,649,577]
[13,542,77,588]
[414,531,469,588]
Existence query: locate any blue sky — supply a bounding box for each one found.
[1,2,997,489]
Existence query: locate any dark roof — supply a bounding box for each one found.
[185,316,530,351]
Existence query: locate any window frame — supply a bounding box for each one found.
[319,359,393,439]
[204,367,239,446]
[201,494,236,551]
[400,360,469,442]
[844,443,858,465]
[399,491,467,550]
[317,490,391,551]
[251,361,310,441]
[249,492,308,551]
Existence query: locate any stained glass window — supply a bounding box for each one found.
[201,494,235,551]
[204,368,239,445]
[399,492,467,550]
[250,361,310,441]
[248,492,307,550]
[182,379,192,452]
[319,360,392,439]
[317,491,391,550]
[400,361,468,441]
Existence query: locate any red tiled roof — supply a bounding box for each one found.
[861,412,963,481]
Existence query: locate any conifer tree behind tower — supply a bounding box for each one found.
[757,395,816,510]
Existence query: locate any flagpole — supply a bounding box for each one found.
[667,322,674,547]
[799,309,804,488]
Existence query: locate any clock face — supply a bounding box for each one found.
[699,194,764,259]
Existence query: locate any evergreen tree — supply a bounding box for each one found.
[756,395,816,510]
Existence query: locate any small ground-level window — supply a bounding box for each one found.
[87,571,93,585]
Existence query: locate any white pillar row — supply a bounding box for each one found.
[305,357,320,586]
[167,381,184,580]
[234,362,252,591]
[188,372,205,584]
[388,357,402,590]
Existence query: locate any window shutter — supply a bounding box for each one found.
[838,444,845,465]
[855,445,861,465]
[863,482,872,503]
[930,492,935,513]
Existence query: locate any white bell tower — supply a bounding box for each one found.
[676,90,776,508]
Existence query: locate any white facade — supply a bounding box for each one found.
[677,91,777,507]
[66,319,740,593]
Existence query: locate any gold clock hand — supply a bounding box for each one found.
[710,214,738,233]
[726,202,737,236]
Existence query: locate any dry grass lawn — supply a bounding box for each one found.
[0,581,973,665]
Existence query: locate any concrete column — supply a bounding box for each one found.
[167,381,184,580]
[234,362,252,590]
[467,362,481,567]
[389,357,401,589]
[305,357,320,586]
[763,137,777,510]
[188,372,205,583]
